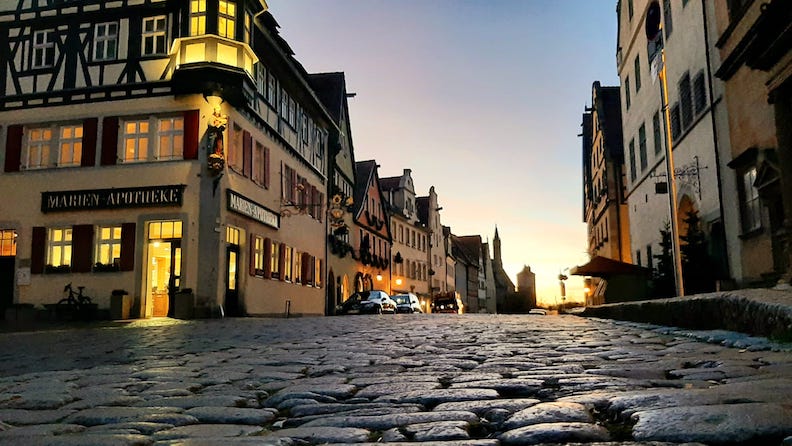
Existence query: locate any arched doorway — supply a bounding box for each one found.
[677,194,697,240]
[354,272,364,293]
[341,275,349,302]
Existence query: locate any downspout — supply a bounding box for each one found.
[701,0,731,281]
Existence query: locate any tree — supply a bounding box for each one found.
[652,222,675,298]
[680,210,716,294]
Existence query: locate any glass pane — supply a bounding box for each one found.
[62,127,72,138]
[160,136,170,157]
[100,245,110,264]
[126,122,137,133]
[74,142,82,163]
[173,221,182,238]
[52,246,62,266]
[52,229,62,242]
[162,221,174,239]
[63,246,72,265]
[228,251,237,290]
[139,138,148,158]
[112,227,121,239]
[65,229,72,241]
[140,121,149,133]
[112,244,121,263]
[101,227,110,239]
[160,119,171,132]
[174,247,181,276]
[149,222,161,239]
[173,135,183,157]
[125,139,136,160]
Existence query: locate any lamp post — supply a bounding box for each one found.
[647,1,685,297]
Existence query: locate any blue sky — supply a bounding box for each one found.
[267,0,620,305]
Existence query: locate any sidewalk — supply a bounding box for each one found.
[580,288,792,341]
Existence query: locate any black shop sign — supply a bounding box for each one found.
[42,185,186,213]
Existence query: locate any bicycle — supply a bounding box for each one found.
[58,282,92,309]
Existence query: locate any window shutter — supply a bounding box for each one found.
[31,227,46,274]
[119,223,136,271]
[301,254,310,285]
[243,130,252,178]
[81,118,98,167]
[101,117,119,165]
[183,110,200,160]
[264,147,270,188]
[318,258,324,288]
[249,234,257,276]
[263,237,272,279]
[310,185,318,218]
[4,125,23,172]
[72,224,95,272]
[278,243,286,281]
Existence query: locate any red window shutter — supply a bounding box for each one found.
[277,243,286,281]
[31,227,46,274]
[249,234,257,276]
[119,223,136,271]
[264,147,270,189]
[243,131,252,178]
[318,258,324,288]
[81,118,98,167]
[183,110,200,160]
[72,224,95,273]
[263,238,272,279]
[4,125,23,172]
[101,117,119,166]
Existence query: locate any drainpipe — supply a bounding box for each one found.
[701,0,731,282]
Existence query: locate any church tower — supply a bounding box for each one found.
[493,226,502,267]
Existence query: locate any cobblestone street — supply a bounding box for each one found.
[0,313,791,445]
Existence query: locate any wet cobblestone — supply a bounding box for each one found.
[0,314,790,445]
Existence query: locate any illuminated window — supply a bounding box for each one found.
[32,30,56,68]
[157,117,184,160]
[244,10,253,44]
[228,123,243,171]
[24,127,53,169]
[253,235,264,274]
[148,220,182,239]
[142,16,167,56]
[283,246,292,281]
[740,167,761,233]
[218,1,236,39]
[48,228,72,267]
[293,250,302,284]
[96,226,122,266]
[226,226,240,245]
[0,230,17,257]
[190,0,206,36]
[122,119,150,162]
[59,124,83,167]
[314,258,321,287]
[94,22,118,61]
[270,242,280,278]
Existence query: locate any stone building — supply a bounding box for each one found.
[351,160,392,293]
[616,0,730,293]
[0,0,333,317]
[712,0,792,287]
[491,227,515,311]
[417,186,450,297]
[516,265,537,309]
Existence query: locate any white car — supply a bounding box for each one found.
[392,293,422,313]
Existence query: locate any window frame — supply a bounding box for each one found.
[142,15,168,57]
[58,124,83,167]
[638,123,648,171]
[629,138,637,182]
[156,116,184,161]
[95,225,122,269]
[47,227,73,268]
[652,111,663,155]
[189,0,207,36]
[218,0,236,39]
[24,126,54,170]
[739,166,762,233]
[93,22,119,61]
[32,29,56,69]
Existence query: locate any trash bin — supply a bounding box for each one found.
[110,290,132,320]
[174,288,194,319]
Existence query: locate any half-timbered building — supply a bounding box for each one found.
[0,0,335,318]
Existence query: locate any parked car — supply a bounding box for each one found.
[528,308,547,316]
[392,293,422,313]
[336,290,397,315]
[431,295,463,314]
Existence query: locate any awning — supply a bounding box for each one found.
[570,256,652,278]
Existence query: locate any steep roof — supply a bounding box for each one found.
[455,235,483,267]
[378,176,401,192]
[416,196,429,226]
[353,160,376,216]
[307,72,345,124]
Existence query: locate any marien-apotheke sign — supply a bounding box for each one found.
[42,185,186,213]
[227,190,279,229]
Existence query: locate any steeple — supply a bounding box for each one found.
[493,226,502,266]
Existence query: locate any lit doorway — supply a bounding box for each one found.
[224,226,242,316]
[0,230,17,312]
[145,221,182,317]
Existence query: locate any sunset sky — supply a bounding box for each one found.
[267,0,620,305]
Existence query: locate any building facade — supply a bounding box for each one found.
[616,0,729,293]
[352,160,391,293]
[491,227,516,311]
[516,265,537,309]
[0,0,333,317]
[713,0,792,287]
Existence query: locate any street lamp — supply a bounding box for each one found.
[646,1,684,297]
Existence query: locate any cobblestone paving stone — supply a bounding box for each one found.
[0,314,790,445]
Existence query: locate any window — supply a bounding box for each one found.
[148,220,182,239]
[270,242,280,278]
[628,0,634,19]
[228,124,242,171]
[283,165,296,202]
[670,103,681,140]
[94,22,118,61]
[226,226,240,245]
[24,127,53,169]
[647,245,653,270]
[288,97,296,127]
[59,124,83,167]
[267,72,277,105]
[0,230,17,257]
[218,0,236,39]
[638,123,648,171]
[314,258,322,288]
[32,30,56,68]
[142,16,167,56]
[624,77,631,110]
[663,0,673,39]
[96,226,121,267]
[740,167,762,232]
[190,0,206,36]
[653,111,663,155]
[679,72,692,130]
[281,88,290,121]
[693,71,707,115]
[293,250,302,284]
[157,116,184,160]
[634,55,641,92]
[48,228,72,267]
[629,138,637,181]
[244,11,253,45]
[256,63,266,95]
[284,246,293,281]
[122,119,150,162]
[253,141,269,187]
[252,235,265,274]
